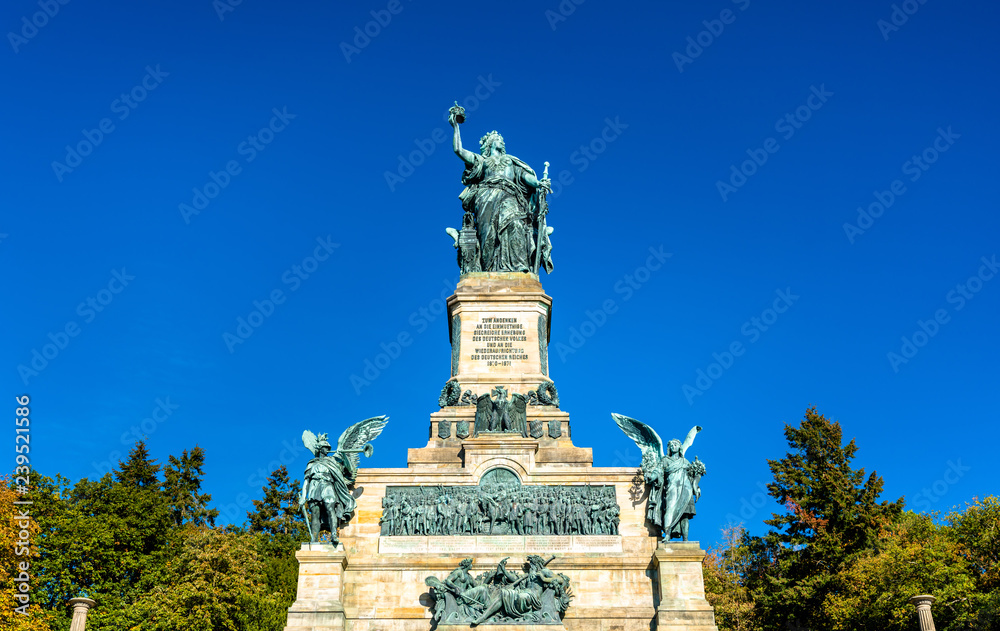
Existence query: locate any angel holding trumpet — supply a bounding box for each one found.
[300,415,389,544]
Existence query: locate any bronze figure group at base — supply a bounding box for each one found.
[425,556,573,626]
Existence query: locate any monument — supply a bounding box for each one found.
[283,105,719,631]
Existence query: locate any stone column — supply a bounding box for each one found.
[284,543,348,631]
[910,595,937,631]
[68,597,96,631]
[653,542,719,631]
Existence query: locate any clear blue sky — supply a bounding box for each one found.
[4,0,998,543]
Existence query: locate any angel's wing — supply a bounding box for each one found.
[611,413,664,467]
[336,415,389,468]
[445,227,460,247]
[302,429,319,456]
[511,394,528,435]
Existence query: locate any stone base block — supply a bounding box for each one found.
[284,544,348,631]
[283,608,345,631]
[653,544,719,631]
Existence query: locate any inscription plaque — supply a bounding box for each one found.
[470,316,528,367]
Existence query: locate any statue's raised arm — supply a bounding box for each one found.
[449,103,477,165]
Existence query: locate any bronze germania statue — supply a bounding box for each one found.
[613,414,707,542]
[446,103,554,275]
[299,416,388,544]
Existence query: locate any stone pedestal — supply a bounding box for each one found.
[653,543,719,631]
[910,595,937,631]
[284,544,348,631]
[68,597,96,631]
[448,272,553,395]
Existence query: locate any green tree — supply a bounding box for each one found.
[2,476,54,631]
[115,440,161,488]
[247,465,304,538]
[130,526,289,631]
[950,496,1000,629]
[703,525,761,631]
[29,443,173,630]
[748,407,904,630]
[822,510,979,630]
[246,466,309,619]
[163,446,219,527]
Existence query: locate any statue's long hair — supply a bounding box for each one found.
[479,130,506,155]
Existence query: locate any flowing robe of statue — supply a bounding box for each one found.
[301,452,357,531]
[658,452,697,539]
[459,153,539,273]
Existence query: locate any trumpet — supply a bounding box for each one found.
[339,443,375,458]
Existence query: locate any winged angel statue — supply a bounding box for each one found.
[300,416,388,544]
[612,414,707,541]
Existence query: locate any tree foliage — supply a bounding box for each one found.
[749,407,904,630]
[703,525,759,631]
[1,476,53,631]
[5,441,303,631]
[246,465,304,539]
[704,407,1000,631]
[129,527,288,631]
[163,446,219,528]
